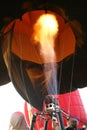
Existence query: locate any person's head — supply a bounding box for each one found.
[67,118,78,128]
[9,111,29,130]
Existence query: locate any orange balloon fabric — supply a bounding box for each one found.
[4,10,76,64]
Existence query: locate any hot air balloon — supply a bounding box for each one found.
[0,2,87,128]
[0,0,86,109]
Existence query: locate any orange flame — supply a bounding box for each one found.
[33,13,59,62]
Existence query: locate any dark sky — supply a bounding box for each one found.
[0,0,87,32]
[0,0,22,18]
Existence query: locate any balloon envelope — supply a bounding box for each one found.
[0,1,87,111]
[1,10,76,110]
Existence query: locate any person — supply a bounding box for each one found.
[81,125,86,130]
[65,118,78,130]
[8,111,29,130]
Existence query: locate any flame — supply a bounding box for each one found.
[33,13,59,94]
[33,13,59,62]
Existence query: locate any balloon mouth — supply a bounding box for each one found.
[7,10,75,65]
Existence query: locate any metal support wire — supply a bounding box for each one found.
[30,113,37,130]
[44,120,48,130]
[57,110,65,130]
